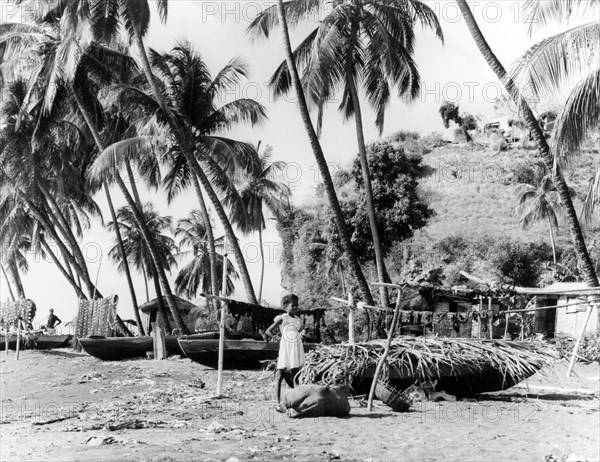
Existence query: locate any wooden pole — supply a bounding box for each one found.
[566,299,597,377]
[347,293,355,344]
[152,321,167,360]
[478,297,482,339]
[367,287,403,412]
[216,235,228,397]
[4,327,8,356]
[488,297,493,339]
[15,317,21,360]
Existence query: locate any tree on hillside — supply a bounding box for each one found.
[438,101,477,142]
[345,141,433,259]
[514,167,574,263]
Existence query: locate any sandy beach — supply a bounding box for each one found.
[0,349,598,462]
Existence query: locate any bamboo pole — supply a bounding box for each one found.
[216,236,228,397]
[478,297,482,339]
[367,287,403,412]
[566,299,597,377]
[347,293,355,344]
[488,297,493,339]
[15,317,21,360]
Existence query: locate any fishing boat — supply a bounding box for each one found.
[298,337,557,397]
[178,335,318,369]
[78,331,216,361]
[0,333,73,350]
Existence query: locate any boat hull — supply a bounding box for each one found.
[352,363,537,396]
[0,334,72,350]
[178,338,317,369]
[79,335,186,361]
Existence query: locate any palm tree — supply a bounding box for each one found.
[108,203,178,332]
[509,0,600,226]
[66,0,263,304]
[237,143,290,301]
[515,167,572,263]
[247,0,375,308]
[174,211,239,300]
[148,43,266,304]
[455,0,599,290]
[0,13,147,334]
[252,0,443,307]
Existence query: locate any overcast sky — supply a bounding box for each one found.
[1,1,571,326]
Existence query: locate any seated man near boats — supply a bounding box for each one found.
[264,294,306,412]
[44,308,62,335]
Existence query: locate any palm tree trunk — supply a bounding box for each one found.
[456,0,599,289]
[258,226,265,302]
[346,63,390,309]
[72,89,190,335]
[41,240,87,299]
[104,181,145,335]
[1,263,16,301]
[141,264,150,302]
[275,0,375,310]
[38,186,94,287]
[7,260,25,299]
[547,217,557,264]
[127,23,258,305]
[152,272,172,334]
[191,174,219,311]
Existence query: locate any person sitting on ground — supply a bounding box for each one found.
[45,308,62,334]
[264,294,305,412]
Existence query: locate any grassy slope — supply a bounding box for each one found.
[414,142,598,246]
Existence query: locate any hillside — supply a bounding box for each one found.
[415,142,598,246]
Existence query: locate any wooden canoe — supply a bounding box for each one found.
[351,362,541,396]
[177,337,318,369]
[78,331,220,361]
[0,334,72,350]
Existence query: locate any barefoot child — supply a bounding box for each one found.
[264,294,305,411]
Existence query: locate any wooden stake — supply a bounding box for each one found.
[152,322,167,360]
[367,287,403,412]
[15,317,21,360]
[4,327,8,356]
[347,293,355,344]
[566,299,597,377]
[488,297,493,339]
[216,236,228,397]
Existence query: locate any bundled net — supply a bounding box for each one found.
[297,337,558,387]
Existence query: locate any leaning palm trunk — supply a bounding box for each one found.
[72,91,190,335]
[152,270,172,333]
[547,217,557,264]
[7,260,25,299]
[346,63,390,309]
[191,174,219,311]
[104,180,145,335]
[1,263,17,301]
[456,0,599,290]
[127,25,258,304]
[274,0,375,310]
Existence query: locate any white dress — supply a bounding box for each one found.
[276,314,305,370]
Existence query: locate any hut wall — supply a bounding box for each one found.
[425,301,473,338]
[555,296,598,337]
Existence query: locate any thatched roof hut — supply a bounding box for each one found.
[139,296,204,334]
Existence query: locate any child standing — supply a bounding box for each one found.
[264,294,305,411]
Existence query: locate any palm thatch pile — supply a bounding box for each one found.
[297,337,558,388]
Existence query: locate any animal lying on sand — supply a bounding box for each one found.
[282,384,351,418]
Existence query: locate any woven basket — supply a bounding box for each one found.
[375,379,413,412]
